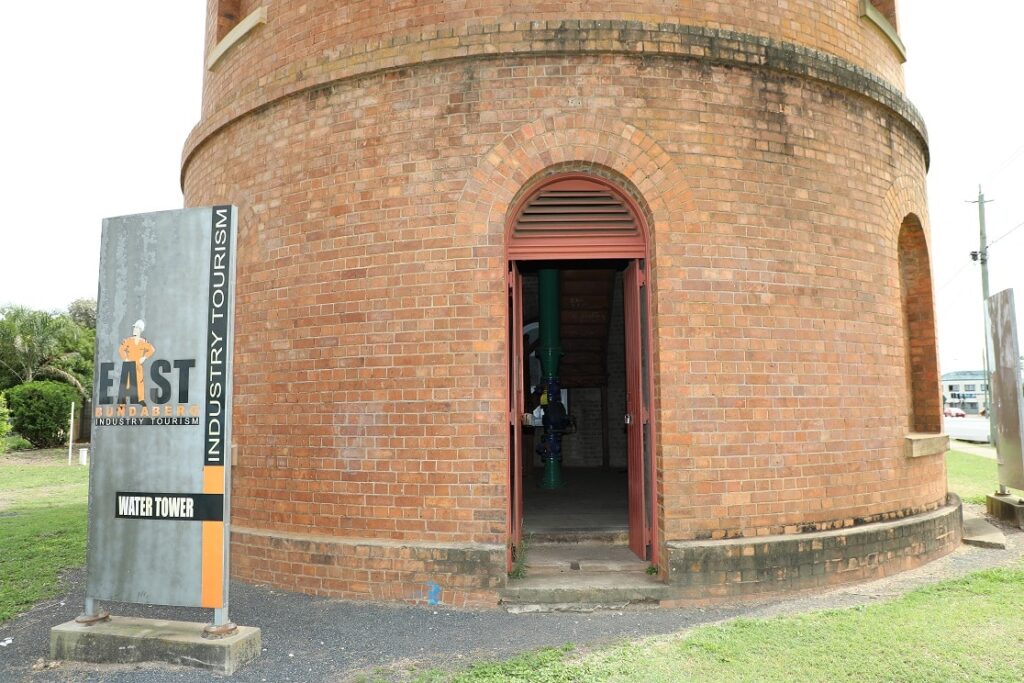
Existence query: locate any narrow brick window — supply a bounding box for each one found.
[898,215,941,434]
[869,0,898,31]
[208,2,267,71]
[217,0,242,42]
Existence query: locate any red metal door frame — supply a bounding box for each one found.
[506,262,524,572]
[505,173,658,565]
[623,260,649,559]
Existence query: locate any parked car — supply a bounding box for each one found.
[944,406,966,418]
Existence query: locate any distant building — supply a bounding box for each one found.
[942,371,988,414]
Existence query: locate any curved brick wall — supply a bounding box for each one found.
[182,1,951,606]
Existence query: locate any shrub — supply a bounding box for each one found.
[0,394,10,439]
[4,381,79,448]
[1,435,33,453]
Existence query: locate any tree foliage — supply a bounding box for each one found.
[0,306,92,396]
[67,298,97,330]
[4,381,78,448]
[0,393,11,440]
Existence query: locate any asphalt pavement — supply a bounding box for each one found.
[2,511,1023,683]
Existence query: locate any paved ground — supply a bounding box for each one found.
[2,505,1022,683]
[951,438,997,460]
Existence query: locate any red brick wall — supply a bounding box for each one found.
[183,2,941,604]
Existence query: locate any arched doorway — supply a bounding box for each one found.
[506,173,656,571]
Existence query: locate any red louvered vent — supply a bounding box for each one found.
[508,177,645,260]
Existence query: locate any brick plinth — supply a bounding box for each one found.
[231,528,505,608]
[663,494,962,604]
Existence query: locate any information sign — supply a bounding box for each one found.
[86,206,236,615]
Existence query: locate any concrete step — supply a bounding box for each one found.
[500,572,669,611]
[526,527,629,545]
[963,514,1007,549]
[525,543,648,576]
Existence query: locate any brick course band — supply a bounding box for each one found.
[182,20,929,182]
[663,494,962,603]
[230,527,506,608]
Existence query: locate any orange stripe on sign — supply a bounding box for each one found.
[201,465,226,608]
[203,465,225,494]
[201,521,224,608]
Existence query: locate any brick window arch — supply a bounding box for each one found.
[898,215,941,433]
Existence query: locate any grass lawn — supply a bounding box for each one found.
[945,448,1019,504]
[400,566,1024,682]
[0,448,89,623]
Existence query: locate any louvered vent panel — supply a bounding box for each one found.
[508,177,645,259]
[515,183,638,235]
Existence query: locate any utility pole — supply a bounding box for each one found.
[969,186,1000,491]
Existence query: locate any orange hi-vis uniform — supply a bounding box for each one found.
[118,336,155,403]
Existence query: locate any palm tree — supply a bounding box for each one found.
[0,306,87,397]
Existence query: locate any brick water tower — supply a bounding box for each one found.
[182,0,959,607]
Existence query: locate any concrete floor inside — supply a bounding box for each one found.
[522,467,628,533]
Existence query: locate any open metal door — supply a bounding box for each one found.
[624,259,651,559]
[507,262,525,571]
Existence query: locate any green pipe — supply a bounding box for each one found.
[537,268,564,490]
[537,269,561,379]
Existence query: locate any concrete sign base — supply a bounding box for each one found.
[50,617,260,675]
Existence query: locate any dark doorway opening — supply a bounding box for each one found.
[518,262,630,537]
[505,173,656,572]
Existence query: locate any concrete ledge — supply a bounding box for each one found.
[664,494,962,603]
[207,7,268,71]
[987,493,1024,528]
[859,0,907,62]
[905,433,949,459]
[50,617,260,675]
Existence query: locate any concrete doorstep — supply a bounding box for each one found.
[50,616,261,675]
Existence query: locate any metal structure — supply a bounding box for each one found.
[85,206,237,630]
[988,289,1024,490]
[536,268,566,489]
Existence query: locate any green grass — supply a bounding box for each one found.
[0,451,89,623]
[404,567,1024,682]
[946,449,1007,504]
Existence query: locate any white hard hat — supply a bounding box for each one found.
[133,319,145,332]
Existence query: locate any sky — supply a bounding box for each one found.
[1,1,1022,376]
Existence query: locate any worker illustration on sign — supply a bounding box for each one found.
[118,319,155,405]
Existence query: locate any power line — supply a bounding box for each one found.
[989,142,1024,179]
[987,218,1024,249]
[938,260,973,292]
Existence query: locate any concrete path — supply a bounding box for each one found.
[2,508,1022,683]
[951,439,997,460]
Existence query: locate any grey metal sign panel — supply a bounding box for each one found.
[86,206,236,609]
[988,289,1024,491]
